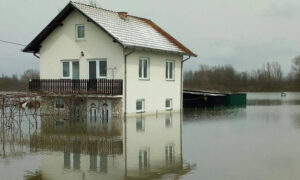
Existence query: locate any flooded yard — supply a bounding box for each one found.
[182,92,300,180]
[1,92,300,179]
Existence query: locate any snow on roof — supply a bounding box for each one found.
[23,1,196,56]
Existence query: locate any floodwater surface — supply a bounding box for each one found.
[1,92,300,180]
[182,92,300,180]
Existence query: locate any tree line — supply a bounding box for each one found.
[184,56,300,92]
[0,69,39,91]
[1,56,300,92]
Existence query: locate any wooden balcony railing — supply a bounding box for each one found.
[29,79,123,95]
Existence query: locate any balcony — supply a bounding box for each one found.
[29,79,123,95]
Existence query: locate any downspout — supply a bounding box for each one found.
[124,49,135,116]
[180,55,191,113]
[123,49,134,179]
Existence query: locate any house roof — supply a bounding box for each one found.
[23,1,197,57]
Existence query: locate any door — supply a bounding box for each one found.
[88,61,97,92]
[70,99,81,122]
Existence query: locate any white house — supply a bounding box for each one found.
[23,1,196,116]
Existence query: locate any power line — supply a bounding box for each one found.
[0,39,26,47]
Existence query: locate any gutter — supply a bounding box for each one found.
[124,49,135,116]
[33,52,40,59]
[180,56,191,113]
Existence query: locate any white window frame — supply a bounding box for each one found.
[165,144,175,164]
[136,117,145,132]
[61,60,79,79]
[139,148,150,170]
[139,57,149,80]
[166,60,175,80]
[165,98,172,110]
[165,114,172,127]
[75,24,85,40]
[136,99,145,113]
[88,59,107,79]
[54,99,65,110]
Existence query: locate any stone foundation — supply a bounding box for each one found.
[40,96,123,124]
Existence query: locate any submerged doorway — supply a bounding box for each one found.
[87,99,112,130]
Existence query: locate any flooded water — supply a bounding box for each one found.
[1,92,300,180]
[182,92,300,180]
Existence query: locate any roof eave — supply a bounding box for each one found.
[125,45,195,57]
[22,2,125,53]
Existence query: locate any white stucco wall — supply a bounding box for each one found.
[126,50,183,114]
[38,9,183,114]
[39,10,124,79]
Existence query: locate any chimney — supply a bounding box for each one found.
[118,12,128,20]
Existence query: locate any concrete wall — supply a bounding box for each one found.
[39,10,124,79]
[126,50,183,114]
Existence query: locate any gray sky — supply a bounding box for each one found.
[1,0,300,76]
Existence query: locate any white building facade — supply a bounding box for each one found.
[23,2,196,116]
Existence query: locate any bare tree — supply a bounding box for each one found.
[291,55,300,80]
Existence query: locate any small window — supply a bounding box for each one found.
[136,99,145,112]
[136,118,145,131]
[165,115,172,127]
[166,60,175,80]
[62,60,80,79]
[139,149,150,170]
[165,144,175,164]
[54,99,64,110]
[166,98,172,110]
[76,24,85,40]
[139,58,149,79]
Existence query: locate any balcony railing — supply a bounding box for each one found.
[29,79,123,95]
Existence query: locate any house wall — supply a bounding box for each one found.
[41,152,124,180]
[125,113,182,178]
[126,50,183,115]
[38,9,184,115]
[39,10,124,79]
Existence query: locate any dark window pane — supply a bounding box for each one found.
[64,151,70,169]
[89,61,96,79]
[72,61,79,79]
[169,62,173,79]
[166,62,169,78]
[139,59,142,78]
[166,99,170,108]
[55,99,64,109]
[143,60,147,78]
[136,100,143,111]
[100,154,108,173]
[63,62,70,77]
[165,116,172,127]
[99,61,107,77]
[136,118,144,131]
[77,25,85,38]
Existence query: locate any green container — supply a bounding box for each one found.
[226,93,247,107]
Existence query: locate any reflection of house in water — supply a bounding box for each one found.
[28,112,187,179]
[125,113,183,179]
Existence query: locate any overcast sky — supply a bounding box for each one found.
[1,0,300,76]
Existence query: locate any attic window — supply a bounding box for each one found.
[118,12,128,20]
[76,24,85,40]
